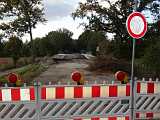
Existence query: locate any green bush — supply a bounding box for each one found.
[87,55,131,73]
[0,64,47,86]
[141,41,160,77]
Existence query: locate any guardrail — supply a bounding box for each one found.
[0,80,160,120]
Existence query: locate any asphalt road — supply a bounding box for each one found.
[35,59,114,85]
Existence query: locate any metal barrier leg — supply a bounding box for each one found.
[35,81,41,120]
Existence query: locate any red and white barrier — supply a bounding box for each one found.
[137,81,160,94]
[41,84,130,100]
[0,87,35,101]
[136,112,160,119]
[73,116,129,120]
[1,81,160,101]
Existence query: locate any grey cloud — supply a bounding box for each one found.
[44,3,74,20]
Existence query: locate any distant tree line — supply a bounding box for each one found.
[0,28,108,65]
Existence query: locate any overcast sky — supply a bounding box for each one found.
[23,0,86,41]
[24,0,154,41]
[1,0,156,41]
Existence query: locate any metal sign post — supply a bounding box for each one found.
[126,1,148,119]
[131,38,136,120]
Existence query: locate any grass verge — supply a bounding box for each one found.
[0,64,47,86]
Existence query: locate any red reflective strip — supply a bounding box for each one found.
[30,87,35,100]
[74,86,83,98]
[91,117,100,120]
[108,116,117,120]
[0,89,2,101]
[92,86,100,97]
[136,113,140,118]
[125,116,129,120]
[146,112,153,118]
[41,87,46,99]
[109,85,117,97]
[147,83,154,93]
[126,84,130,96]
[56,87,64,99]
[11,88,20,101]
[137,82,141,93]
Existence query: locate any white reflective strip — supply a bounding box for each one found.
[83,86,91,98]
[46,88,55,99]
[139,113,145,118]
[141,83,147,93]
[65,87,74,99]
[154,83,160,94]
[100,118,108,120]
[154,113,160,118]
[100,86,109,97]
[20,89,30,101]
[83,119,91,120]
[117,117,126,120]
[2,89,11,101]
[118,86,126,96]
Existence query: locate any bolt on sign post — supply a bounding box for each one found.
[126,11,148,120]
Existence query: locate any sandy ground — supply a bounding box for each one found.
[35,59,114,85]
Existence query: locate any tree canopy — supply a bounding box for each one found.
[0,0,46,37]
[72,0,160,41]
[5,36,23,66]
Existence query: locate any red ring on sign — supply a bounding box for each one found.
[126,12,147,39]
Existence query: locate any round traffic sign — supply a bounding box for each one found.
[126,12,147,39]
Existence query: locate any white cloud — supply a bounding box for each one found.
[24,0,119,41]
[44,3,74,20]
[43,0,64,5]
[23,16,84,41]
[21,0,85,41]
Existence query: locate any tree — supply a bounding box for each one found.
[73,0,159,41]
[0,0,46,60]
[141,40,160,77]
[45,28,74,54]
[73,0,160,60]
[32,37,51,57]
[78,30,106,54]
[5,36,23,67]
[0,34,5,57]
[22,40,31,57]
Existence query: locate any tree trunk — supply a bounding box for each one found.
[28,18,35,63]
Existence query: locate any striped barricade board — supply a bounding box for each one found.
[136,81,160,119]
[0,87,35,102]
[0,81,159,120]
[0,86,37,120]
[41,84,130,100]
[40,84,130,120]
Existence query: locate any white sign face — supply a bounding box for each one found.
[130,16,144,35]
[126,12,147,39]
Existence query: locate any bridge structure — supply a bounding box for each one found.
[0,80,160,120]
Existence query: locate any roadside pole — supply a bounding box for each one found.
[131,38,136,120]
[35,81,41,120]
[131,1,137,119]
[126,0,148,119]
